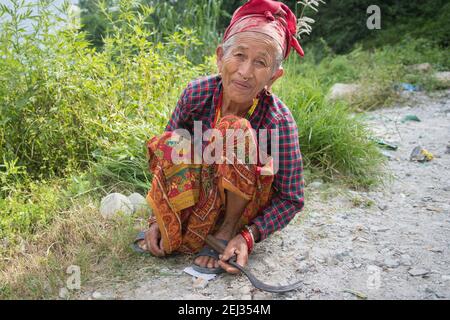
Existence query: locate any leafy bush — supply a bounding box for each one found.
[0,0,208,182]
[80,0,225,63]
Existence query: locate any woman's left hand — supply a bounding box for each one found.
[218,234,249,274]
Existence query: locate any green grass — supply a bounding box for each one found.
[274,60,386,187]
[279,38,449,111]
[0,190,150,299]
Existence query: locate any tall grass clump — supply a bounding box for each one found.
[274,54,386,187]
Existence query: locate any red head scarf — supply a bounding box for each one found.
[222,0,304,59]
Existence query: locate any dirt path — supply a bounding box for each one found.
[80,89,450,300]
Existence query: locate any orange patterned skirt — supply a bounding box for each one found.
[146,115,274,254]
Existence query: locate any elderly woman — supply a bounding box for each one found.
[133,0,305,274]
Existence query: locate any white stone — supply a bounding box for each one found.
[192,277,209,289]
[429,247,444,253]
[128,192,150,214]
[92,291,103,299]
[384,258,400,268]
[408,63,432,73]
[308,181,323,189]
[59,287,69,299]
[400,254,413,266]
[327,83,362,102]
[408,268,430,277]
[434,71,450,85]
[100,193,133,218]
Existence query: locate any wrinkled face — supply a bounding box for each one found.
[217,32,283,107]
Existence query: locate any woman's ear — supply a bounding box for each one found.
[216,46,224,72]
[267,67,284,88]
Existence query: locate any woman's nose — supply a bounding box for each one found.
[238,60,253,80]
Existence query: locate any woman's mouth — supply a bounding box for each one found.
[231,80,252,91]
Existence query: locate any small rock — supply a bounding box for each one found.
[92,291,103,299]
[380,150,393,160]
[443,186,450,192]
[441,275,450,281]
[326,256,339,266]
[308,180,323,189]
[425,287,446,299]
[312,287,322,294]
[333,250,349,262]
[434,71,450,86]
[59,287,69,299]
[100,193,133,218]
[297,261,312,273]
[421,196,434,202]
[252,292,272,300]
[429,247,444,253]
[425,287,435,295]
[408,63,432,73]
[384,258,400,269]
[263,257,277,269]
[408,268,430,277]
[128,193,150,214]
[327,83,362,102]
[192,277,209,289]
[353,236,369,243]
[241,294,252,300]
[371,226,390,233]
[400,254,413,266]
[296,252,309,262]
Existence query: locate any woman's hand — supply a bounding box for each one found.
[218,234,249,274]
[144,223,165,257]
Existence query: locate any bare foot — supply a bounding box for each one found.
[194,233,231,270]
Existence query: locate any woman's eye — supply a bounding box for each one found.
[255,60,267,67]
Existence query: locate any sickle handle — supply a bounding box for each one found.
[205,234,227,254]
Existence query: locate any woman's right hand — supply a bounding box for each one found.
[143,223,165,257]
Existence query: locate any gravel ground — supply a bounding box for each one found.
[79,89,450,300]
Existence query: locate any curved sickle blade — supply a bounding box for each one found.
[204,235,302,293]
[228,260,303,293]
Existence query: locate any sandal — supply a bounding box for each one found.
[131,231,151,254]
[192,239,229,274]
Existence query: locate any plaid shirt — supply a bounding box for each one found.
[166,75,304,241]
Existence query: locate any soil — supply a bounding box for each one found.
[79,89,450,300]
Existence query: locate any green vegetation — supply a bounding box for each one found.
[0,0,448,299]
[291,0,450,54]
